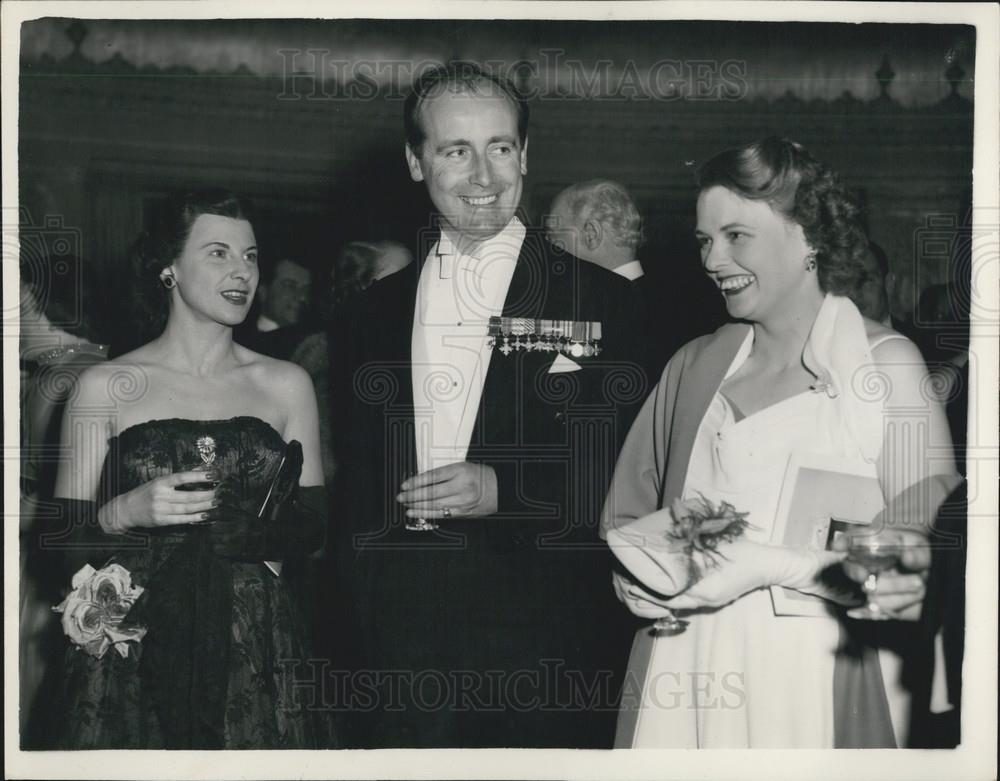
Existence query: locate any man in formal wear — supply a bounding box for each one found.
[235,255,312,359]
[324,64,646,748]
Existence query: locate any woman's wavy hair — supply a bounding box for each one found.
[129,189,254,340]
[696,137,869,297]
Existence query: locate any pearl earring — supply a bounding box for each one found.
[805,253,817,272]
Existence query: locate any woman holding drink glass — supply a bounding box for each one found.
[602,138,961,748]
[50,190,330,748]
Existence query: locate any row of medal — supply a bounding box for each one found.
[486,316,603,358]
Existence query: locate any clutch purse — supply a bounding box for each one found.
[259,440,303,575]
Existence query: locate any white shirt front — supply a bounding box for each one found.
[256,314,280,332]
[613,259,645,281]
[411,218,526,473]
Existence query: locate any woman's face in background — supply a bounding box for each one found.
[166,214,258,327]
[695,185,817,323]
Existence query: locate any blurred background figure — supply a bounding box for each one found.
[545,180,661,378]
[852,241,892,324]
[330,239,414,311]
[545,179,720,376]
[545,179,646,281]
[291,239,413,488]
[235,254,312,359]
[885,265,920,343]
[19,253,110,747]
[916,282,970,475]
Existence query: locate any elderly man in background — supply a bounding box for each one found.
[546,179,695,376]
[546,179,646,281]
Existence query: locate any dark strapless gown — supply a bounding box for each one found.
[52,417,332,749]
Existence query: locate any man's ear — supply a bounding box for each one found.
[520,137,529,176]
[405,144,425,182]
[256,283,268,305]
[582,218,602,251]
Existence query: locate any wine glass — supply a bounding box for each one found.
[176,435,218,524]
[845,533,906,620]
[405,516,439,532]
[402,471,438,532]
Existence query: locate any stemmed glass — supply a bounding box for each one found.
[405,516,439,532]
[403,470,438,532]
[845,532,906,620]
[652,610,689,635]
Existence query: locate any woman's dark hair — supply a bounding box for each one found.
[130,189,254,340]
[696,137,869,297]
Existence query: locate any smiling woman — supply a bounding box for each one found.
[42,189,334,749]
[604,137,960,748]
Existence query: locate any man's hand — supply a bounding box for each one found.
[834,529,931,621]
[397,462,498,520]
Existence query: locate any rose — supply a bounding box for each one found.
[53,563,147,659]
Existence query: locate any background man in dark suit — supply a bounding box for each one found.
[234,255,311,359]
[545,179,722,376]
[324,63,645,748]
[545,180,665,378]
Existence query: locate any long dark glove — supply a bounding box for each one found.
[205,479,327,562]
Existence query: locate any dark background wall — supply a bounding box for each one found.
[18,18,975,353]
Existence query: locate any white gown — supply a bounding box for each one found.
[625,327,909,748]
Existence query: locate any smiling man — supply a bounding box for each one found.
[325,63,646,749]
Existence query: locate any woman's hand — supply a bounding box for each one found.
[98,471,218,533]
[662,540,846,610]
[612,570,675,619]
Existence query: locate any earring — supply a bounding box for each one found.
[805,252,817,272]
[160,273,176,289]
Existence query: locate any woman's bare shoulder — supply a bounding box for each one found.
[237,348,312,393]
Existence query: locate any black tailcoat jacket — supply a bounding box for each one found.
[324,227,648,748]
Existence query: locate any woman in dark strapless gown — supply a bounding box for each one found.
[54,417,325,749]
[49,191,333,749]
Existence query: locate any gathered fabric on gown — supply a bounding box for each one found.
[51,417,329,749]
[625,320,907,748]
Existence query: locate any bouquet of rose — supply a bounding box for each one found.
[53,563,147,659]
[608,493,755,599]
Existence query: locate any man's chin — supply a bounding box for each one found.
[458,217,515,240]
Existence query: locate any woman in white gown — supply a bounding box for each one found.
[603,137,960,748]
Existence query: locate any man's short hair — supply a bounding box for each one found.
[403,62,529,156]
[556,180,644,251]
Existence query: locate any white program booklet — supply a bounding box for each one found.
[769,452,885,616]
